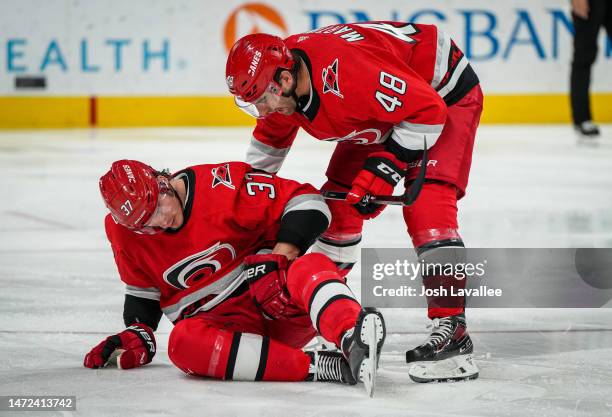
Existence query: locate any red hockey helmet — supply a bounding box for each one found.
[225,33,295,103]
[99,160,160,231]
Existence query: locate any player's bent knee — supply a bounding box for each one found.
[168,318,232,378]
[288,253,338,286]
[290,253,337,277]
[286,253,345,304]
[167,318,200,373]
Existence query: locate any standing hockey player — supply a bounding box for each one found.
[84,159,385,395]
[225,21,482,382]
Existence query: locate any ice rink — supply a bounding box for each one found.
[1,125,611,416]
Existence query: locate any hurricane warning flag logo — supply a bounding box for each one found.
[211,163,235,190]
[322,58,343,98]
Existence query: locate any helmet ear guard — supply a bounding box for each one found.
[99,160,161,232]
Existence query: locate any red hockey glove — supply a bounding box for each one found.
[84,323,156,369]
[243,253,301,320]
[347,151,406,219]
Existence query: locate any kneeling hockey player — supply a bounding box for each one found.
[84,159,385,395]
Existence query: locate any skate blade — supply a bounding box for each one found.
[359,318,376,397]
[358,312,385,352]
[408,354,479,383]
[576,135,600,147]
[359,314,384,397]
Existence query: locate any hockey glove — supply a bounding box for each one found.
[347,151,406,219]
[244,253,301,320]
[84,323,156,369]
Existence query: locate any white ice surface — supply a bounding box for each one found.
[0,126,612,416]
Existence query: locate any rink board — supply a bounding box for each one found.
[2,0,612,128]
[1,93,612,128]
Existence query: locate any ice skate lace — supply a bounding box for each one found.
[315,352,343,382]
[424,318,454,347]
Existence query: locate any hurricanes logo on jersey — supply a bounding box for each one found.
[322,58,343,98]
[163,242,237,290]
[211,163,235,190]
[321,128,384,145]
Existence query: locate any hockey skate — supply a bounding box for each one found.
[406,315,479,383]
[575,121,601,147]
[306,350,356,384]
[341,308,386,397]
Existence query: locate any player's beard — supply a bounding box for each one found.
[281,77,299,111]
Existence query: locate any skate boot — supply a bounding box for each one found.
[306,350,356,384]
[575,121,601,146]
[406,314,479,383]
[341,308,386,396]
[575,120,600,137]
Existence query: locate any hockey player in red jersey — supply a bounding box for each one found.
[84,159,386,394]
[225,21,482,382]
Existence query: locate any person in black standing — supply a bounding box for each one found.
[570,0,611,138]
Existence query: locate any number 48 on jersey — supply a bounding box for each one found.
[376,71,406,112]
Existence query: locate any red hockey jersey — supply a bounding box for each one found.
[246,21,479,173]
[105,162,330,323]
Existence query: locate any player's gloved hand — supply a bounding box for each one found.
[347,151,406,219]
[84,323,156,369]
[244,253,301,320]
[352,197,385,220]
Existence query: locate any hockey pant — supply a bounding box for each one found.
[168,253,361,381]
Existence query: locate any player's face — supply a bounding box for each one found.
[140,177,184,233]
[234,74,297,118]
